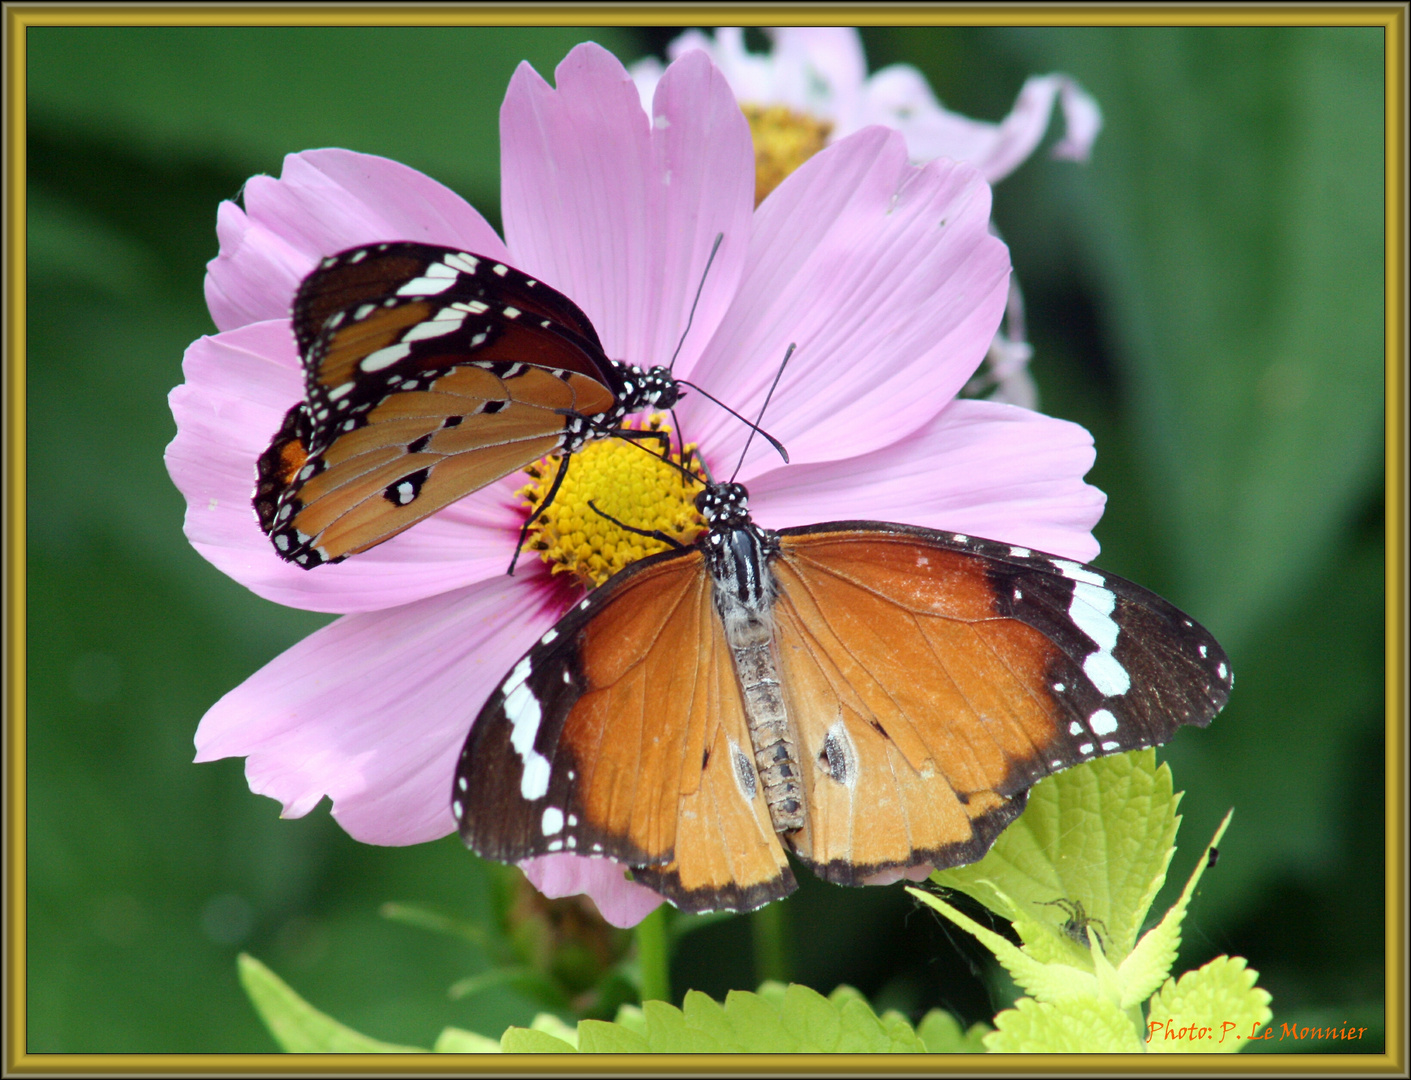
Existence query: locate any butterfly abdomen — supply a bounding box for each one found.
[707,520,804,833]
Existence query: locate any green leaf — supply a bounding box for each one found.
[1145,956,1273,1053]
[431,1027,502,1053]
[1119,810,1234,1007]
[611,1003,647,1035]
[931,751,1181,958]
[534,983,929,1053]
[576,1018,651,1053]
[235,954,425,1053]
[499,1028,578,1054]
[916,1009,991,1053]
[908,888,1099,1004]
[985,996,1144,1053]
[638,1000,727,1053]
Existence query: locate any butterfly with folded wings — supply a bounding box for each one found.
[453,480,1232,914]
[254,242,684,568]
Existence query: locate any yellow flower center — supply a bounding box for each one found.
[741,103,834,206]
[518,416,707,588]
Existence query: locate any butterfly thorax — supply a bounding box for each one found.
[603,362,682,414]
[697,485,803,834]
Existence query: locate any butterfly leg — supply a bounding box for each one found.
[611,426,674,460]
[508,451,575,576]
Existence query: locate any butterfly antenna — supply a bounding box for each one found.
[667,233,724,374]
[729,343,795,484]
[676,380,789,464]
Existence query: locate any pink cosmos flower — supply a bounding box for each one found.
[632,27,1104,412]
[166,42,1105,928]
[630,27,1102,181]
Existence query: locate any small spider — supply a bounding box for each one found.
[1040,898,1109,948]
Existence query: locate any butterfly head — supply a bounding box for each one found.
[695,483,751,528]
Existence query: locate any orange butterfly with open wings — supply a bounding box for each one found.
[454,480,1231,913]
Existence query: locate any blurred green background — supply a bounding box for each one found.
[25,24,1386,1052]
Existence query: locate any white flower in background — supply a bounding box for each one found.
[631,27,1102,409]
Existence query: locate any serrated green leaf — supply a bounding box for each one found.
[681,989,728,1032]
[917,1009,991,1053]
[985,996,1144,1053]
[1145,956,1272,1053]
[235,954,425,1053]
[432,1027,502,1053]
[529,1013,579,1047]
[639,1000,727,1053]
[1119,811,1233,1007]
[932,751,1180,956]
[755,979,788,1006]
[612,1003,647,1035]
[827,983,868,1008]
[556,984,927,1053]
[577,1018,651,1053]
[782,984,854,1052]
[908,887,1098,1003]
[499,1028,578,1053]
[721,987,794,1051]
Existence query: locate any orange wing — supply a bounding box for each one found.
[454,549,795,915]
[258,358,612,565]
[256,243,622,567]
[770,525,1229,885]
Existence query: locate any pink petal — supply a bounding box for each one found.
[205,149,510,333]
[861,864,935,886]
[165,321,529,614]
[499,42,753,377]
[769,27,868,122]
[744,398,1104,562]
[866,69,1102,183]
[681,127,1009,477]
[519,856,666,929]
[195,571,569,846]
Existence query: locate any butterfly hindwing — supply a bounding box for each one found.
[454,549,795,915]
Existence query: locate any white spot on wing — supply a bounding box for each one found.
[1070,581,1131,697]
[1089,709,1119,736]
[360,342,412,371]
[541,807,564,836]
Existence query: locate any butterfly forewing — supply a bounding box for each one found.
[769,524,1230,883]
[292,242,603,357]
[453,549,795,914]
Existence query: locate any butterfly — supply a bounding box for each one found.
[253,242,685,568]
[452,480,1232,915]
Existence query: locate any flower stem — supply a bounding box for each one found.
[751,901,790,986]
[634,905,671,1003]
